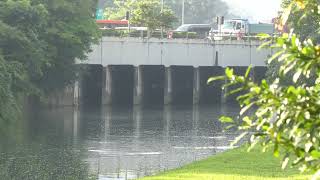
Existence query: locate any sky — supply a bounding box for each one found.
[222,0,282,22]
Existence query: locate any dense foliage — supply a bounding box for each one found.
[266,0,320,84]
[166,0,231,25]
[209,0,320,177]
[105,0,177,31]
[0,0,100,123]
[103,0,231,28]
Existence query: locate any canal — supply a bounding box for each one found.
[0,104,240,179]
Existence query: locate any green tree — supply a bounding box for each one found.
[131,0,177,31]
[0,0,100,124]
[166,0,232,25]
[104,0,177,31]
[209,0,320,178]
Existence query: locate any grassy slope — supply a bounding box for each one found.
[140,146,310,180]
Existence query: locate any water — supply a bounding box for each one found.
[0,104,240,180]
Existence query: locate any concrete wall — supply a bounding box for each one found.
[87,37,270,67]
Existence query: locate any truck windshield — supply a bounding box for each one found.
[222,21,235,30]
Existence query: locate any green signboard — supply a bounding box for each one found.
[96,9,104,20]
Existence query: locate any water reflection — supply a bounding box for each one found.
[0,104,240,180]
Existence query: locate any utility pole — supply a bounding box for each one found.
[161,0,164,38]
[181,0,185,25]
[161,0,164,11]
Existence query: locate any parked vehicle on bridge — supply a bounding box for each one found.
[209,19,275,40]
[168,24,212,39]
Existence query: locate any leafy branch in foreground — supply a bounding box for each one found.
[208,0,320,177]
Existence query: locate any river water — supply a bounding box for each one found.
[0,104,240,180]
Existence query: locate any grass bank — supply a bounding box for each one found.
[140,146,310,180]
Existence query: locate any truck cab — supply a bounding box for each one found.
[220,19,248,37]
[210,18,274,40]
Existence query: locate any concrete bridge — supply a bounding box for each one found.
[87,37,271,67]
[49,37,270,107]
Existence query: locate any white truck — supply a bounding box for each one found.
[209,18,275,40]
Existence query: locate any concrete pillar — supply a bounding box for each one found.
[134,66,143,105]
[102,66,112,105]
[198,66,224,105]
[170,66,194,105]
[224,66,250,104]
[47,81,81,107]
[164,67,172,105]
[193,68,200,105]
[73,81,80,107]
[253,66,267,84]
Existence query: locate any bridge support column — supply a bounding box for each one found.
[73,80,80,106]
[102,66,112,105]
[164,67,172,105]
[134,66,143,105]
[47,81,80,107]
[198,66,224,105]
[193,68,200,105]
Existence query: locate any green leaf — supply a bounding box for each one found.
[242,116,252,126]
[250,87,261,94]
[274,143,280,157]
[219,116,234,123]
[231,132,248,147]
[225,68,234,79]
[207,76,224,84]
[267,50,285,64]
[245,65,252,79]
[310,150,320,158]
[258,40,272,50]
[240,102,255,115]
[293,69,302,83]
[257,33,271,39]
[282,156,290,170]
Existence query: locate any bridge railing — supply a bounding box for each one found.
[101,29,202,39]
[100,29,276,42]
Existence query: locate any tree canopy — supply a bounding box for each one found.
[166,0,231,24]
[104,0,177,31]
[104,0,231,28]
[0,0,100,124]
